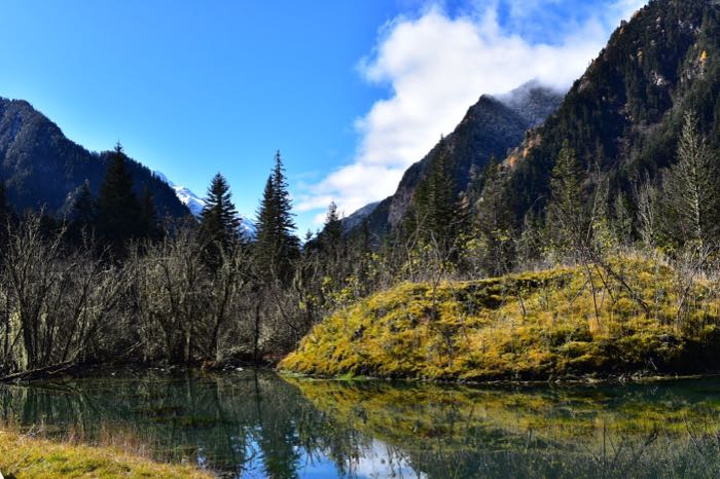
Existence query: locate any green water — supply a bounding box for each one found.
[1,369,720,478]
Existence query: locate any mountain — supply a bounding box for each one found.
[0,97,189,218]
[507,0,720,218]
[496,79,567,128]
[153,171,257,238]
[352,81,564,237]
[152,171,207,216]
[342,201,380,232]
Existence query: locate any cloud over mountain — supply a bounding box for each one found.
[297,0,647,223]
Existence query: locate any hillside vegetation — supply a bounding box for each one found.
[281,258,720,381]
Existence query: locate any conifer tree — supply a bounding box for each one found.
[68,180,96,247]
[138,184,160,241]
[96,143,141,254]
[474,158,514,275]
[547,140,586,256]
[254,151,299,284]
[662,111,719,247]
[320,201,343,257]
[72,180,96,226]
[413,137,455,251]
[199,173,241,258]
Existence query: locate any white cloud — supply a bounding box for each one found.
[297,0,648,224]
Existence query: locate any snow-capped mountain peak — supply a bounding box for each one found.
[152,171,256,237]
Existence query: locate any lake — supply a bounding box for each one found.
[1,369,720,478]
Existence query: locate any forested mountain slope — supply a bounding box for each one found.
[508,0,720,218]
[0,97,188,217]
[353,82,564,237]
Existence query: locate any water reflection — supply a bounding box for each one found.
[1,370,720,478]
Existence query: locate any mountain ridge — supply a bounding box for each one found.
[347,81,565,238]
[0,97,189,219]
[152,170,257,237]
[505,0,720,221]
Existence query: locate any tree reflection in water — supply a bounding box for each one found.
[1,370,720,478]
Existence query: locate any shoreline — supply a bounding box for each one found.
[279,368,720,388]
[5,359,720,389]
[0,429,214,479]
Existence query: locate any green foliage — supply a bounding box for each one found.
[138,184,161,242]
[96,144,143,255]
[254,151,300,284]
[319,201,344,259]
[660,111,720,247]
[546,141,587,257]
[509,0,720,233]
[71,180,96,227]
[355,89,563,243]
[413,137,457,251]
[199,172,241,266]
[472,158,515,276]
[0,98,188,221]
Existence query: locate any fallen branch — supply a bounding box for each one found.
[0,361,75,383]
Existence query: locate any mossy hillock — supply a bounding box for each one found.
[280,258,720,381]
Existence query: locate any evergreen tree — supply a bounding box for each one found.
[413,138,456,251]
[516,210,544,267]
[320,201,344,257]
[68,180,96,247]
[199,173,241,260]
[662,111,719,247]
[96,143,141,254]
[546,140,586,256]
[636,177,660,251]
[474,159,515,275]
[255,151,299,284]
[72,180,96,226]
[138,184,161,241]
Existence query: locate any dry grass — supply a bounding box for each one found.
[281,258,720,380]
[0,422,214,479]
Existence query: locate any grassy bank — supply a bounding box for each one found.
[281,258,720,381]
[0,429,213,479]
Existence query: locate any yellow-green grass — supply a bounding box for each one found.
[281,258,720,381]
[0,429,214,479]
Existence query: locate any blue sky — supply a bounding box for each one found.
[0,0,646,233]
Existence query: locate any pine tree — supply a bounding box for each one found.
[636,177,659,250]
[138,184,160,241]
[547,140,586,256]
[320,201,343,257]
[662,111,719,247]
[413,137,456,251]
[254,151,299,284]
[96,143,141,255]
[67,180,96,247]
[72,180,96,226]
[474,158,515,275]
[199,173,241,259]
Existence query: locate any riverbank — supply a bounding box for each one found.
[0,429,214,478]
[281,258,720,381]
